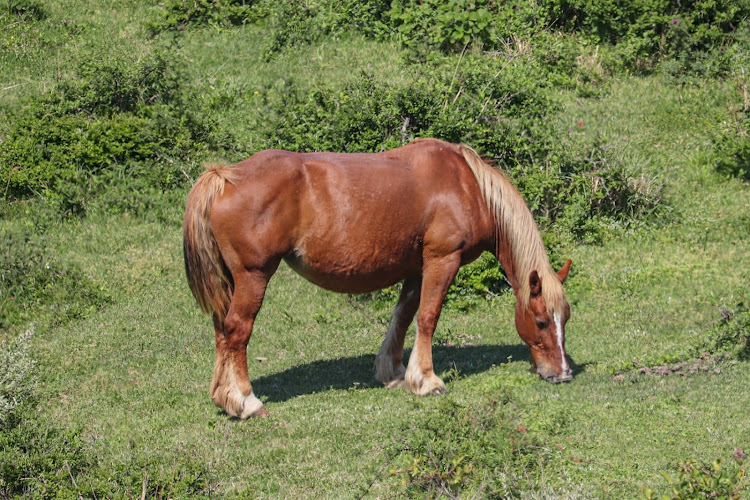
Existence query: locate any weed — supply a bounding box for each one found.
[697,303,750,361]
[7,0,46,21]
[385,396,556,498]
[641,454,747,500]
[0,400,212,499]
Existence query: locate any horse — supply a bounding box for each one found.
[183,138,573,419]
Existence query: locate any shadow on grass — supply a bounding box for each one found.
[253,343,546,403]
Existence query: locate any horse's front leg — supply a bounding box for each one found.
[375,276,422,388]
[405,253,461,396]
[211,269,271,418]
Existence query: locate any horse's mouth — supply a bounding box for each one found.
[534,367,573,383]
[544,369,573,383]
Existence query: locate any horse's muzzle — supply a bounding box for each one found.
[544,368,573,384]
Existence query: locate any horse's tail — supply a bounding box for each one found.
[183,165,239,327]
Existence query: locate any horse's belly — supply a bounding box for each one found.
[283,247,420,294]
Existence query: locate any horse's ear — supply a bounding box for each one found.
[557,259,572,284]
[529,270,542,297]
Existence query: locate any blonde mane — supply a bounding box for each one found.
[459,144,565,313]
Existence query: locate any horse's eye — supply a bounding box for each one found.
[536,319,548,329]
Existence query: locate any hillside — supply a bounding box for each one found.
[1,1,749,497]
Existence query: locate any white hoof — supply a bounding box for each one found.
[405,366,446,396]
[239,392,267,419]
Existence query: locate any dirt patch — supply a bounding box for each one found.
[613,352,737,381]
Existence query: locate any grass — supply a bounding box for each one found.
[2,1,750,498]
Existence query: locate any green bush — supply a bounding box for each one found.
[386,0,750,74]
[715,45,750,182]
[146,0,749,75]
[146,0,265,34]
[0,325,211,497]
[0,52,224,216]
[1,404,211,498]
[7,0,46,21]
[388,0,498,53]
[715,114,750,180]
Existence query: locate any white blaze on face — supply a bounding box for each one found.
[554,312,569,374]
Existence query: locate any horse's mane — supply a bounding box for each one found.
[458,144,565,314]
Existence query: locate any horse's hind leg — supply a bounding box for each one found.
[375,277,421,388]
[211,269,272,418]
[405,254,461,396]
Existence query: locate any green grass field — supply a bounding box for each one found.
[2,1,749,498]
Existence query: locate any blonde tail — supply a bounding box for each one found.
[182,165,239,327]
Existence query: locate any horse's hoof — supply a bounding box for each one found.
[430,386,447,396]
[239,393,267,419]
[385,379,405,389]
[406,371,446,396]
[249,406,270,418]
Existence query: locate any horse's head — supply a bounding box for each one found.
[514,259,573,383]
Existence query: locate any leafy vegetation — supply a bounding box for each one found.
[698,303,750,361]
[641,454,748,500]
[145,0,264,34]
[150,0,750,76]
[0,51,225,217]
[387,396,551,497]
[0,326,211,498]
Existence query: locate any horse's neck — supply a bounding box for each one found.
[494,234,522,293]
[492,214,553,305]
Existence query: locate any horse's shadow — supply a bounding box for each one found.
[253,343,582,403]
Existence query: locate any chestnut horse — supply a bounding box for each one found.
[183,138,572,418]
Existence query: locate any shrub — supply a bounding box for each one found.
[260,0,391,60]
[147,0,749,76]
[388,0,498,53]
[715,113,750,180]
[146,0,265,34]
[0,403,212,498]
[714,47,750,180]
[387,0,750,74]
[0,325,211,497]
[0,52,225,216]
[7,0,46,21]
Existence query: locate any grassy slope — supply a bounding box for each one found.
[2,1,750,498]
